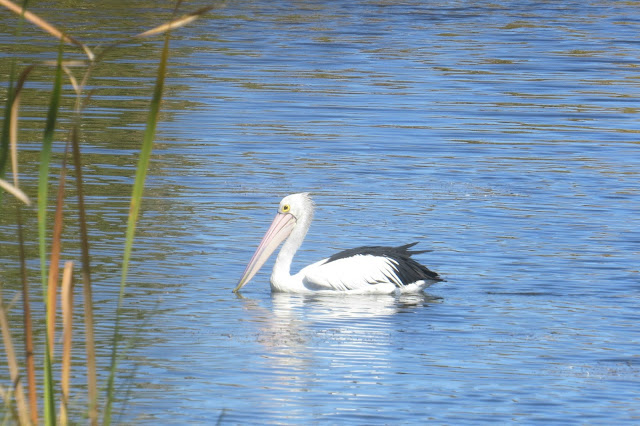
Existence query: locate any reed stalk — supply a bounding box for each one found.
[9,62,38,426]
[1,1,217,423]
[0,0,94,59]
[59,262,74,426]
[70,124,99,425]
[17,205,38,426]
[103,27,172,426]
[0,292,30,425]
[37,43,64,426]
[46,136,72,359]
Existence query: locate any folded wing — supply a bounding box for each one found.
[301,243,442,292]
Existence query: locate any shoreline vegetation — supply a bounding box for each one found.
[0,1,218,424]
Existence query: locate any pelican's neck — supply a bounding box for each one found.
[271,209,312,289]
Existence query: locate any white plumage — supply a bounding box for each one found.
[234,193,442,294]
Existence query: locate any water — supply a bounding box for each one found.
[1,0,639,423]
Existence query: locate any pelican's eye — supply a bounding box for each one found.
[282,204,290,213]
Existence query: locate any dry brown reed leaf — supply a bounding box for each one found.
[135,5,219,38]
[70,127,99,425]
[0,0,94,60]
[0,178,31,205]
[0,292,30,426]
[45,276,57,358]
[63,66,81,95]
[10,65,35,191]
[59,261,74,426]
[47,142,72,357]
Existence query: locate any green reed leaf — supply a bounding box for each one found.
[103,29,171,426]
[38,42,63,426]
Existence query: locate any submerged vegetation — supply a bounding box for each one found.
[0,1,217,423]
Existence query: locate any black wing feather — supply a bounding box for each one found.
[325,242,443,286]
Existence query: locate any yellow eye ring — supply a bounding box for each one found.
[282,204,290,213]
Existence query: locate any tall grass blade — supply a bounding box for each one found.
[0,292,30,426]
[9,66,35,186]
[0,79,14,178]
[103,30,172,426]
[0,66,15,177]
[3,62,27,196]
[8,59,39,426]
[59,261,74,426]
[70,125,99,425]
[16,206,38,425]
[38,42,64,426]
[58,26,101,422]
[0,0,32,176]
[0,0,94,60]
[62,65,81,95]
[46,140,71,359]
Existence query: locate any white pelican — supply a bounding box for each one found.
[233,193,443,294]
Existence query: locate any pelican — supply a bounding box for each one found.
[233,193,443,294]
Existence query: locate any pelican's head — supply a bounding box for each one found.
[278,192,314,220]
[233,193,314,292]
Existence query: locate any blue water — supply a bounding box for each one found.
[2,0,639,423]
[118,1,640,423]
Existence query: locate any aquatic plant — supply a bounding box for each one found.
[0,1,217,424]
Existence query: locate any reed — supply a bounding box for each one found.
[0,292,29,425]
[0,1,217,423]
[59,261,74,426]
